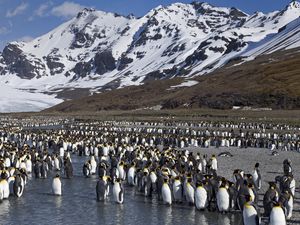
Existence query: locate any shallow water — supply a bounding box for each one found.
[0,156,243,225]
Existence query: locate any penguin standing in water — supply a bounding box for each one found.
[172,176,183,203]
[64,157,73,179]
[113,178,124,204]
[243,195,260,225]
[83,161,92,178]
[117,161,126,181]
[185,177,195,205]
[269,203,286,225]
[195,181,208,210]
[161,178,172,205]
[13,173,24,197]
[34,160,42,178]
[7,175,15,195]
[96,176,109,201]
[40,160,48,179]
[217,181,230,213]
[52,174,62,196]
[54,155,61,171]
[90,155,97,175]
[0,172,10,199]
[127,163,136,186]
[25,156,32,174]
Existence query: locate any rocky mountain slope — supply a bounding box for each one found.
[46,47,300,112]
[1,1,300,112]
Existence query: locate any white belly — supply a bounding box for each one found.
[217,188,229,212]
[52,178,62,196]
[0,180,10,199]
[270,207,286,225]
[243,205,258,225]
[195,187,208,209]
[172,180,182,201]
[127,168,136,185]
[162,184,172,205]
[113,183,123,204]
[185,184,195,204]
[90,160,97,174]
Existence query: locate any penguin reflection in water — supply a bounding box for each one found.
[52,174,62,196]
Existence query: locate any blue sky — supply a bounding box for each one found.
[0,0,294,50]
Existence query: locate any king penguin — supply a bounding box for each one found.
[90,155,97,175]
[161,178,172,205]
[127,163,136,186]
[185,177,195,205]
[113,178,124,204]
[252,163,261,190]
[0,172,10,199]
[13,173,24,198]
[96,176,109,201]
[269,203,286,225]
[243,195,260,225]
[217,181,230,213]
[52,174,62,196]
[172,176,183,203]
[195,181,208,210]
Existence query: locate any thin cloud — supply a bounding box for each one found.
[0,26,10,35]
[29,1,53,21]
[17,35,34,42]
[6,2,29,18]
[51,1,86,19]
[35,2,51,17]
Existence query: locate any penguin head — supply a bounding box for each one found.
[255,162,259,168]
[273,202,282,208]
[55,174,60,178]
[174,176,180,181]
[196,181,203,188]
[269,182,277,190]
[246,174,253,179]
[245,194,252,203]
[115,178,121,183]
[187,177,193,183]
[247,183,254,189]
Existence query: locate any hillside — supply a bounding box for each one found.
[45,47,300,112]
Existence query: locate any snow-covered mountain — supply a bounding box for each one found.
[1,1,300,112]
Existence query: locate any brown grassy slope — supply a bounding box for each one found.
[46,47,300,112]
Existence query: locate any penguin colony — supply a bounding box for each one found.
[0,117,299,225]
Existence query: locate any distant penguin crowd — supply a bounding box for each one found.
[0,117,299,225]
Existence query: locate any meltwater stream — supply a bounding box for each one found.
[0,155,243,225]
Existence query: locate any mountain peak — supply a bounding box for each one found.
[286,1,300,10]
[76,8,96,19]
